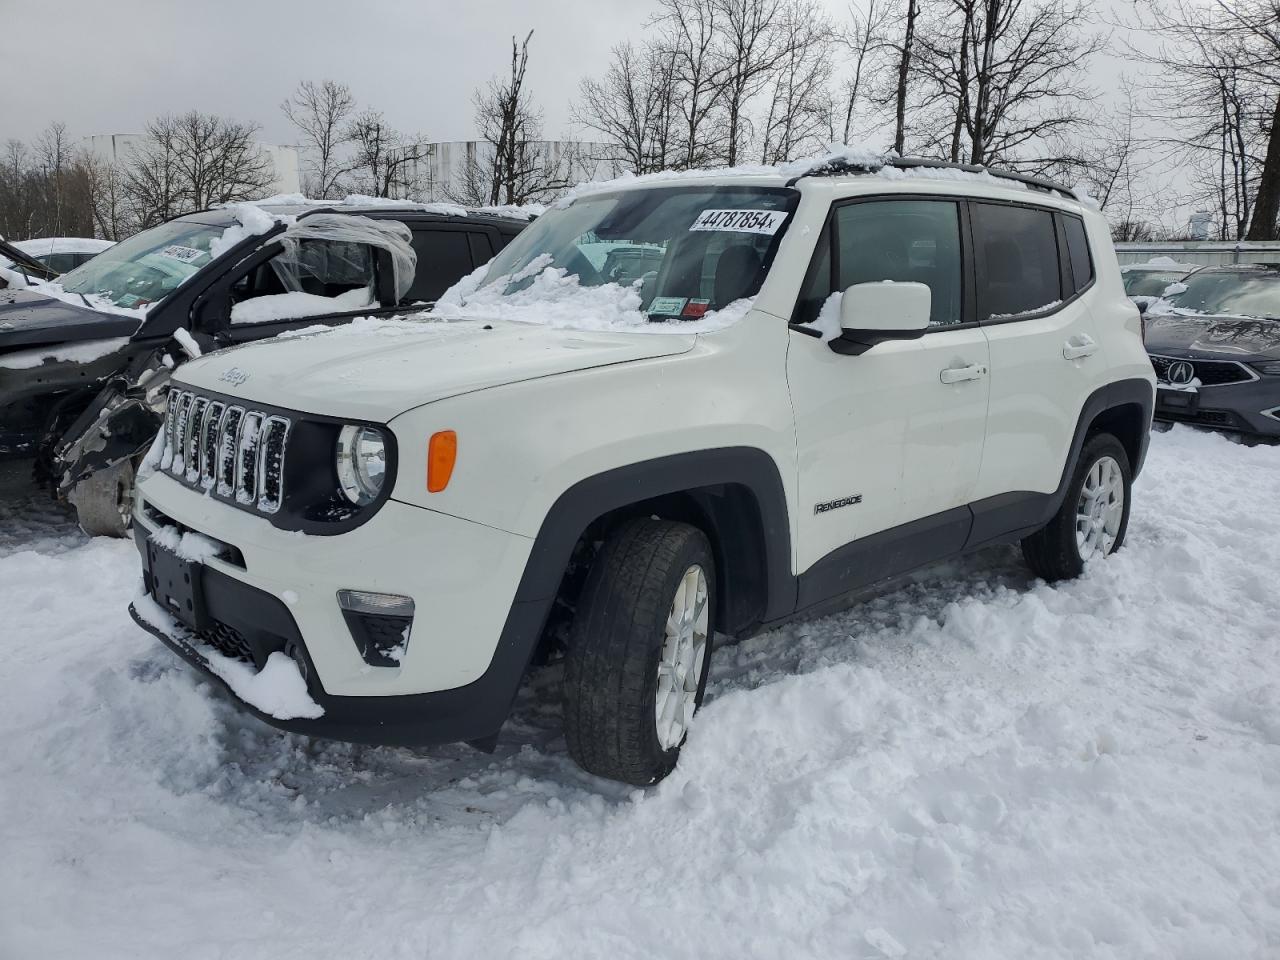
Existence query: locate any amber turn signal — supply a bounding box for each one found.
[426,430,457,492]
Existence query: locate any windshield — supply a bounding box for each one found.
[58,219,229,309]
[479,185,797,319]
[1123,270,1187,297]
[1165,269,1280,320]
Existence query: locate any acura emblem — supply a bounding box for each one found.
[1166,360,1195,386]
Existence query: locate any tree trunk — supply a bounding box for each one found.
[893,0,917,155]
[1245,91,1280,241]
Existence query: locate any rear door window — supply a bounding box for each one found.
[972,203,1062,319]
[406,230,474,302]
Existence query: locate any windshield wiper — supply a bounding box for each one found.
[77,292,93,309]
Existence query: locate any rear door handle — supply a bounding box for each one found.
[1063,334,1098,360]
[939,363,988,384]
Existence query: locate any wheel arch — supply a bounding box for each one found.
[514,448,796,637]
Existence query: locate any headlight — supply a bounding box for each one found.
[1253,360,1280,377]
[336,425,387,506]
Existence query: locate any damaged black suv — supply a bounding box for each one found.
[0,201,526,534]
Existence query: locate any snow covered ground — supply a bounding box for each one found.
[1,426,1278,959]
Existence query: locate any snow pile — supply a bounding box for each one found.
[132,594,323,720]
[208,202,284,260]
[171,327,202,359]
[146,525,224,563]
[434,256,753,334]
[3,427,1280,958]
[231,287,374,324]
[0,336,130,370]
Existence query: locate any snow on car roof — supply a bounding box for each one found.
[12,237,116,257]
[553,144,1081,208]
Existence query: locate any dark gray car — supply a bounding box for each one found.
[1143,263,1280,438]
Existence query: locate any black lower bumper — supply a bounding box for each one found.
[129,527,547,748]
[1154,383,1280,438]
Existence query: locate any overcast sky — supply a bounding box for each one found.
[8,0,1150,143]
[6,0,654,146]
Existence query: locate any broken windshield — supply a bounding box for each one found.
[479,185,798,319]
[59,218,228,310]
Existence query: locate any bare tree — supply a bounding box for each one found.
[1128,0,1280,240]
[282,79,356,198]
[576,42,680,174]
[655,0,731,168]
[837,0,894,144]
[892,0,919,155]
[344,109,429,199]
[124,112,274,226]
[913,0,1103,167]
[34,122,74,236]
[760,2,835,163]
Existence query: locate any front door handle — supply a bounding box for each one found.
[1063,334,1098,360]
[939,363,988,384]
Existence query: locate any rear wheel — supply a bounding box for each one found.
[562,518,715,785]
[69,459,136,538]
[1021,432,1131,582]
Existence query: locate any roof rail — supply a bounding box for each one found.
[788,155,1077,200]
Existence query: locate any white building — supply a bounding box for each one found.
[82,134,301,198]
[412,140,625,203]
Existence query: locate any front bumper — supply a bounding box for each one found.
[131,470,545,746]
[1153,379,1280,438]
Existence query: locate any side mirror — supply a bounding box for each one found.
[830,281,932,356]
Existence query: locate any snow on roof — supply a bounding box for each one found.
[235,194,542,221]
[12,237,116,257]
[553,144,1078,208]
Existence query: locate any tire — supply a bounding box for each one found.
[69,458,136,538]
[1021,432,1132,582]
[563,518,716,785]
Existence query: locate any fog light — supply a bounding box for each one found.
[337,590,414,667]
[337,589,415,617]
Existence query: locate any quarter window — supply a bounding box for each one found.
[972,203,1062,319]
[1063,215,1094,293]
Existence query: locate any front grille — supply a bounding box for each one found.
[162,389,291,514]
[1149,354,1257,386]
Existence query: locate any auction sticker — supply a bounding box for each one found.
[689,209,788,234]
[648,296,688,315]
[159,244,205,263]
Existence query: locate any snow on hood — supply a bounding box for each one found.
[172,312,696,420]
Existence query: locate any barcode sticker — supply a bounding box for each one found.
[689,209,788,234]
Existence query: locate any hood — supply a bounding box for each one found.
[0,288,139,352]
[1143,312,1280,361]
[173,316,696,419]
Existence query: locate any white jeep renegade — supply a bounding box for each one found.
[129,156,1155,786]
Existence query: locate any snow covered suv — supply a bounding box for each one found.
[128,155,1155,786]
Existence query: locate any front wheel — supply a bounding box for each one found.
[1021,432,1132,582]
[562,518,715,785]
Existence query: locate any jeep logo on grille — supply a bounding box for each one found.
[1166,360,1195,386]
[219,367,250,386]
